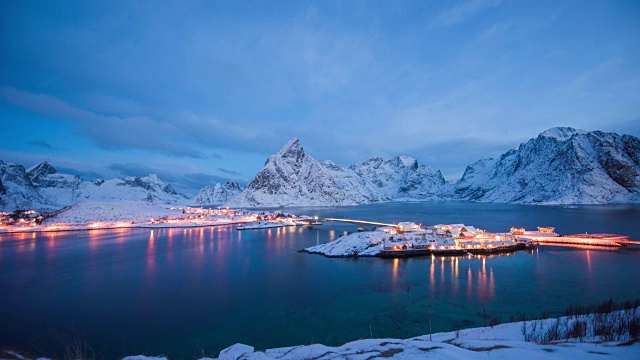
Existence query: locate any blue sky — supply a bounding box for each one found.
[1,0,639,195]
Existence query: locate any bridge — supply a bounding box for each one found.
[319,218,396,228]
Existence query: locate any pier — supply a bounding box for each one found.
[515,233,639,247]
[379,242,528,258]
[321,218,396,227]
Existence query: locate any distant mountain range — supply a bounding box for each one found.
[223,127,640,207]
[224,138,448,207]
[192,181,243,205]
[0,161,188,211]
[2,127,639,211]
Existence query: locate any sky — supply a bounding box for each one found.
[1,0,639,195]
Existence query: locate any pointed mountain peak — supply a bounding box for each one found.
[540,127,587,141]
[224,180,242,191]
[278,138,302,154]
[145,174,162,184]
[271,138,307,165]
[391,155,418,168]
[277,138,303,155]
[27,161,58,176]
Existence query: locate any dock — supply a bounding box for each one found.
[379,242,528,258]
[515,233,638,247]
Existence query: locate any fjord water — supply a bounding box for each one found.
[1,202,639,358]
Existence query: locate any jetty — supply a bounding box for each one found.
[379,242,528,258]
[513,227,639,248]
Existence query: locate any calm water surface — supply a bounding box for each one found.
[1,202,639,358]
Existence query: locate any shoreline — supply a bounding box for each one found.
[0,220,249,234]
[301,242,530,259]
[4,308,638,360]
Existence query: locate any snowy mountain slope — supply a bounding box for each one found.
[319,160,388,203]
[226,139,381,207]
[27,161,83,207]
[0,160,47,210]
[350,155,446,200]
[0,161,188,211]
[76,174,188,204]
[192,180,243,205]
[454,127,640,204]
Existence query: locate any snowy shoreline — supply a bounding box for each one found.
[4,309,638,359]
[0,220,249,234]
[0,200,254,234]
[303,230,531,258]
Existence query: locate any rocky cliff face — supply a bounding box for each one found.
[319,160,388,203]
[350,155,446,200]
[0,160,45,210]
[454,127,640,204]
[192,181,243,205]
[226,139,382,207]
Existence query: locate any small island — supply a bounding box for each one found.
[304,222,636,258]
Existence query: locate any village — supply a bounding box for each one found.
[0,205,307,233]
[371,222,531,257]
[1,205,636,255]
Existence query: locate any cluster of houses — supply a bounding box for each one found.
[0,210,42,228]
[380,222,520,252]
[151,207,247,224]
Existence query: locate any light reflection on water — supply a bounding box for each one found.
[0,202,639,359]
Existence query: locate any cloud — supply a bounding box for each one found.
[108,162,244,195]
[2,87,204,157]
[28,140,54,149]
[218,167,241,176]
[55,166,106,180]
[183,172,231,188]
[433,0,502,26]
[476,23,510,41]
[1,87,282,157]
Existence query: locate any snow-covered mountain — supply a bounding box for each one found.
[0,160,46,210]
[0,161,188,211]
[6,127,638,211]
[319,160,388,203]
[192,180,243,205]
[350,155,446,200]
[226,139,385,207]
[454,127,640,204]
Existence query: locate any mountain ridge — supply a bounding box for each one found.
[3,127,639,211]
[0,161,188,211]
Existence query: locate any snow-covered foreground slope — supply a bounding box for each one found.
[226,139,384,207]
[120,310,640,360]
[0,161,188,211]
[455,127,640,204]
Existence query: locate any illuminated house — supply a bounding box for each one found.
[396,222,421,233]
[510,227,525,235]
